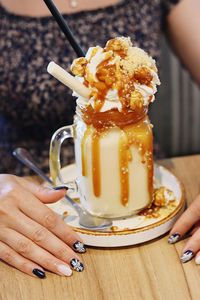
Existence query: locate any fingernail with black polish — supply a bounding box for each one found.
[180,250,194,263]
[73,241,86,253]
[168,233,180,244]
[70,258,84,272]
[53,185,68,191]
[32,269,46,279]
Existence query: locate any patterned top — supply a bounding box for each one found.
[0,0,180,175]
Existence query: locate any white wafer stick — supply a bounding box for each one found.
[47,61,90,99]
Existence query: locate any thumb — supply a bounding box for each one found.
[34,185,68,204]
[16,177,67,204]
[170,194,200,237]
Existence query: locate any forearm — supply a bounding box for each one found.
[167,0,200,85]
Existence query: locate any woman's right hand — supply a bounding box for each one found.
[0,174,86,278]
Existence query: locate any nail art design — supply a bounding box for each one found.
[70,258,84,272]
[180,250,194,263]
[32,269,46,279]
[53,185,68,191]
[168,233,180,244]
[73,241,86,253]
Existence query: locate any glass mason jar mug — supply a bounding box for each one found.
[49,105,153,219]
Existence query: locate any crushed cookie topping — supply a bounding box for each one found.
[154,187,176,207]
[71,57,87,76]
[139,186,177,219]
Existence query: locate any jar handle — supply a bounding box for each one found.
[49,125,75,190]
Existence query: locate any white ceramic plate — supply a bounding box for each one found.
[47,164,185,247]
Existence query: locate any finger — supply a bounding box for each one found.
[179,228,200,263]
[190,221,200,235]
[15,177,67,204]
[195,249,200,265]
[169,195,200,243]
[0,229,76,275]
[17,190,86,252]
[7,212,84,271]
[0,241,46,278]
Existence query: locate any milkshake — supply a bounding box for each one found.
[50,37,160,218]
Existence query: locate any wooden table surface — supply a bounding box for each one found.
[1,155,200,300]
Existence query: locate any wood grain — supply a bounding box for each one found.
[1,155,200,300]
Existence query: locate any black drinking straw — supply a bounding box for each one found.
[43,0,85,57]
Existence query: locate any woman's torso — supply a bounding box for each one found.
[0,0,122,16]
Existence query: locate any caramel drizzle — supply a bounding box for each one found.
[93,59,116,112]
[118,118,153,206]
[123,117,153,199]
[81,127,101,198]
[90,61,152,114]
[81,127,91,176]
[82,105,147,129]
[119,131,130,206]
[91,131,101,197]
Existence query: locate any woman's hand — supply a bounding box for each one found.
[168,194,200,264]
[0,174,86,278]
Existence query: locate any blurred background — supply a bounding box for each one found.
[150,36,200,158]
